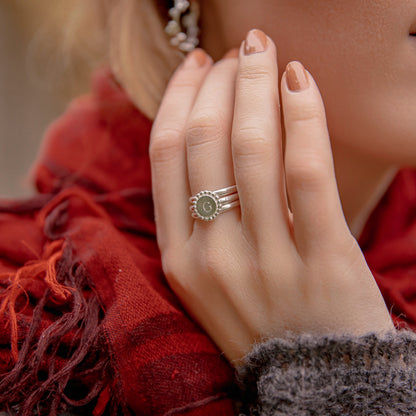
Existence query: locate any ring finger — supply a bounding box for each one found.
[186,50,240,225]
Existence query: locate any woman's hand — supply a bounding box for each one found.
[149,29,394,364]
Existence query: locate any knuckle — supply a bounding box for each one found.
[199,239,223,270]
[285,155,331,188]
[185,114,227,148]
[160,249,179,284]
[286,103,325,125]
[233,127,271,159]
[196,234,231,278]
[169,76,202,92]
[255,260,274,283]
[149,129,183,163]
[239,64,272,84]
[161,249,193,295]
[331,233,360,258]
[256,250,290,284]
[212,59,239,75]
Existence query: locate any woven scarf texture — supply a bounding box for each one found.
[0,69,415,415]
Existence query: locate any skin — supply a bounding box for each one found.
[199,0,416,237]
[146,1,416,363]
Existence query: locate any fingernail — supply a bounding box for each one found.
[183,49,209,69]
[223,48,239,59]
[244,29,268,55]
[285,61,309,92]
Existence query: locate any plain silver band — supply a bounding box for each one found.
[218,200,240,213]
[219,193,239,204]
[189,185,238,204]
[213,185,237,197]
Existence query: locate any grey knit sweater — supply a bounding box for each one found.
[13,332,416,415]
[236,330,416,415]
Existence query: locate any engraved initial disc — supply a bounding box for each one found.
[196,195,217,219]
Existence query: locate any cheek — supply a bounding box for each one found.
[325,82,416,165]
[316,34,416,165]
[275,4,416,165]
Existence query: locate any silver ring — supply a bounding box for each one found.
[189,185,240,221]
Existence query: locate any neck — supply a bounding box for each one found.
[198,1,398,240]
[199,0,241,60]
[331,142,398,239]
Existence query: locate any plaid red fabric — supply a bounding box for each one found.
[0,68,416,415]
[358,167,416,331]
[0,69,237,415]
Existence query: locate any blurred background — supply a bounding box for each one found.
[0,1,93,197]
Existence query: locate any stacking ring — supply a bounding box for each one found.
[189,185,240,221]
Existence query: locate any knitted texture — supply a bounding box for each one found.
[237,330,416,415]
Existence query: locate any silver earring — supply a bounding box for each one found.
[164,0,200,53]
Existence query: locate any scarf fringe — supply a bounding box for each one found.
[0,192,121,416]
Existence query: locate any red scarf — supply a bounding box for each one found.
[0,69,415,415]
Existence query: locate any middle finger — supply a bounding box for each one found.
[232,30,291,247]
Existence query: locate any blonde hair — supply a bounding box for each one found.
[107,0,185,119]
[63,0,185,120]
[6,0,185,119]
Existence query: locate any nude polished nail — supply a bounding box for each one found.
[285,61,309,92]
[244,29,268,55]
[223,48,239,59]
[183,48,209,69]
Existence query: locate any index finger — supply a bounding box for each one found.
[149,49,213,250]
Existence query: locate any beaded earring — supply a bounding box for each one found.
[164,0,200,53]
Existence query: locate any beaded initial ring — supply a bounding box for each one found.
[189,185,240,221]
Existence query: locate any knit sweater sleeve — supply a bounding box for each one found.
[236,330,416,415]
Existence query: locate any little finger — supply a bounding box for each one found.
[281,61,351,257]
